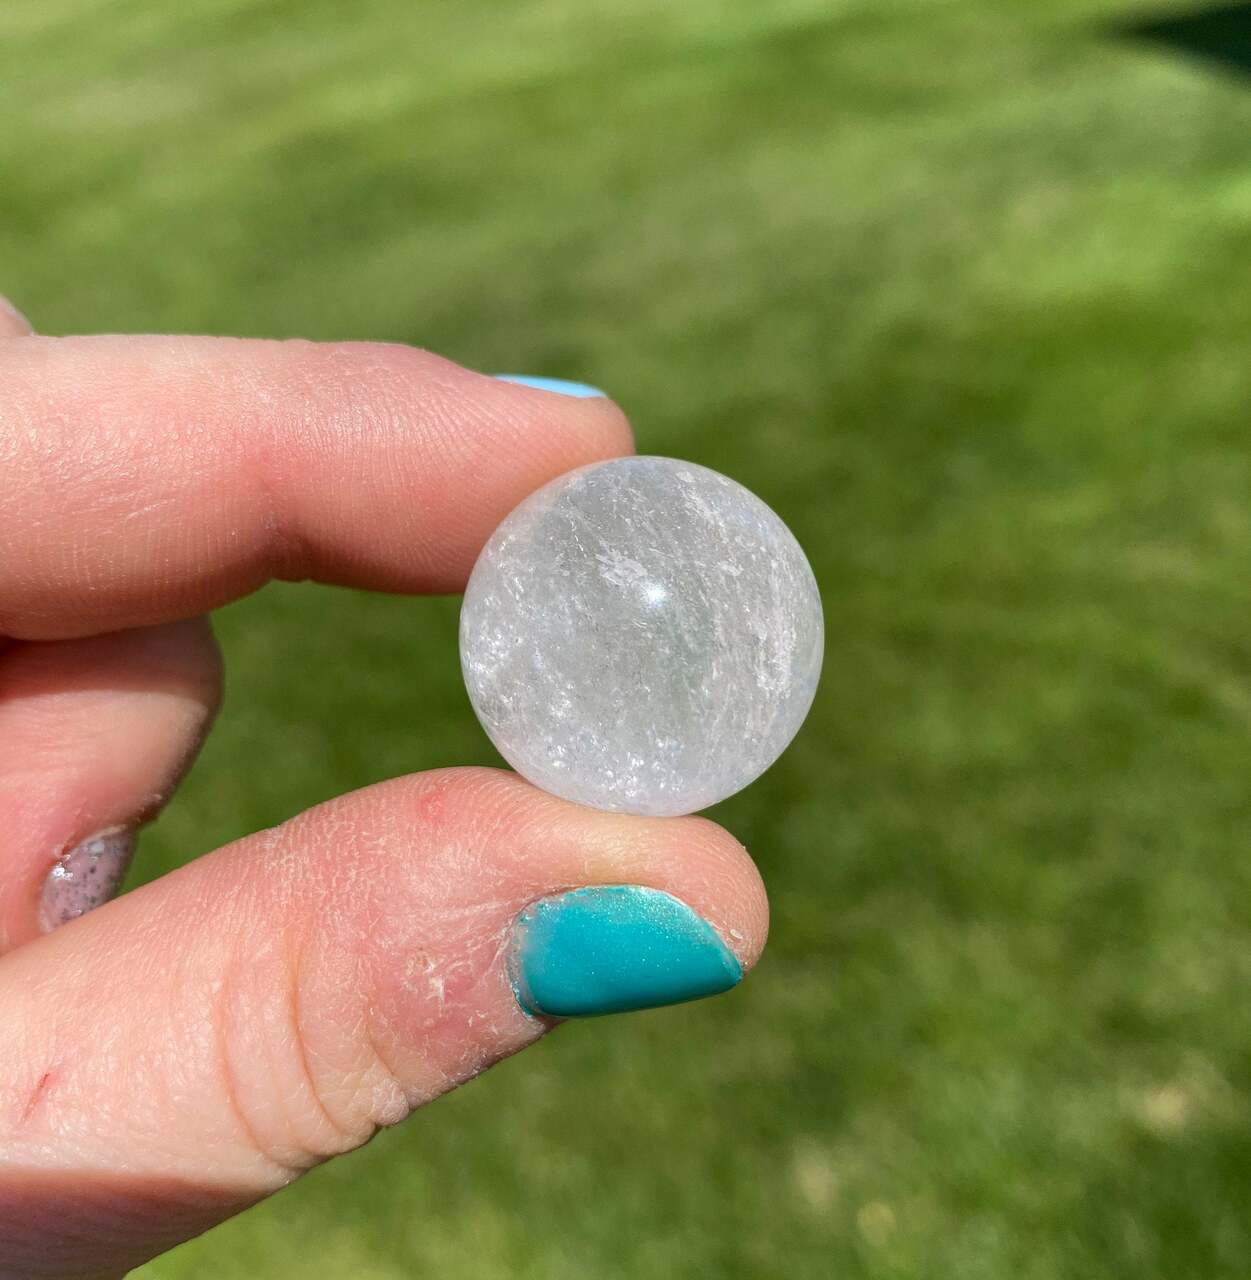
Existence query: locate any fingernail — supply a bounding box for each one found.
[494,375,607,399]
[40,827,135,933]
[509,885,743,1018]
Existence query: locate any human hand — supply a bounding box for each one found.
[0,301,767,1279]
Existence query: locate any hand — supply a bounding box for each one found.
[0,302,767,1280]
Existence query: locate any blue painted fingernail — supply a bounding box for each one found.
[494,375,607,399]
[509,885,743,1018]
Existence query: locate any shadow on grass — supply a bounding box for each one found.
[1120,2,1251,78]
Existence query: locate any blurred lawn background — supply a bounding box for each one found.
[5,0,1251,1275]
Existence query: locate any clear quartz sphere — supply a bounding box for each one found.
[459,456,824,817]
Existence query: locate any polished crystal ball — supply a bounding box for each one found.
[460,456,823,816]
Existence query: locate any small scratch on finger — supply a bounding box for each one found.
[18,1069,55,1129]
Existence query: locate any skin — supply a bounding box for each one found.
[0,301,768,1280]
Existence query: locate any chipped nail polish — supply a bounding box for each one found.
[40,828,135,932]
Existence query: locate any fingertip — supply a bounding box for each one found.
[414,767,769,972]
[585,808,770,975]
[666,814,770,973]
[262,342,635,592]
[493,375,608,399]
[295,765,768,977]
[478,367,635,468]
[491,780,769,1018]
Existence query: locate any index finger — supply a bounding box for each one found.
[0,336,633,639]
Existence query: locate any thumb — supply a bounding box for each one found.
[0,767,766,1279]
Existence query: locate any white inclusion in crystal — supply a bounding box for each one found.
[459,456,824,817]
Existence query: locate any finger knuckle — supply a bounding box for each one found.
[209,922,407,1178]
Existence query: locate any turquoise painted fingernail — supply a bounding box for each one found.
[509,885,743,1018]
[494,374,607,399]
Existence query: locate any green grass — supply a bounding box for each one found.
[6,0,1251,1275]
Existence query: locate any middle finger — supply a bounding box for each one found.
[0,619,222,951]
